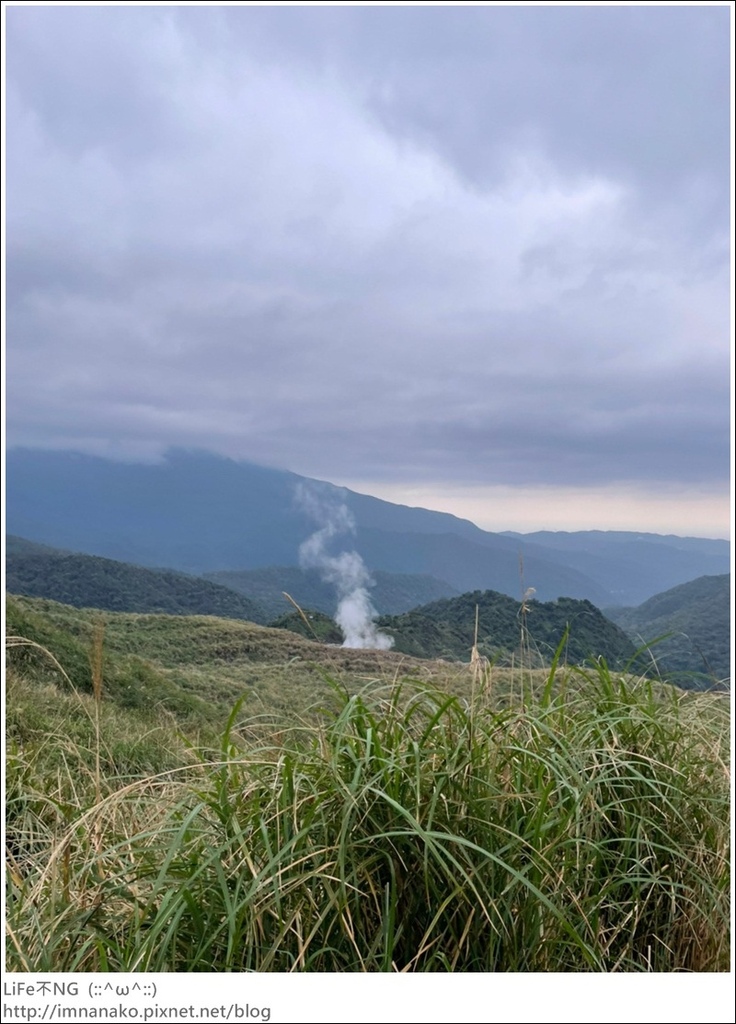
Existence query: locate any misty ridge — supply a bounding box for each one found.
[5,448,731,688]
[6,448,729,610]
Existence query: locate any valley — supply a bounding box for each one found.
[4,447,731,974]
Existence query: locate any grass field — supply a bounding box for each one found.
[5,595,731,972]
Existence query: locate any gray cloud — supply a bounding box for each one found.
[210,7,730,224]
[5,6,730,500]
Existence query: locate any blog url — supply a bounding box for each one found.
[2,1007,271,1022]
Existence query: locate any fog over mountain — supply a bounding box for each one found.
[7,448,729,608]
[6,7,729,537]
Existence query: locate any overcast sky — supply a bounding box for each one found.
[5,6,732,537]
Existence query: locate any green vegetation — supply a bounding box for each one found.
[270,608,345,644]
[7,542,268,623]
[607,574,730,689]
[6,535,67,557]
[5,595,459,725]
[6,596,222,726]
[204,565,457,620]
[378,589,637,668]
[8,533,729,695]
[5,596,729,973]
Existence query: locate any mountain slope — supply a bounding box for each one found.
[5,594,458,725]
[6,542,268,623]
[378,590,637,669]
[606,575,730,688]
[204,566,458,620]
[7,447,729,604]
[503,530,730,605]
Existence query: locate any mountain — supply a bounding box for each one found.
[502,530,730,606]
[204,566,457,620]
[377,590,637,668]
[606,575,730,689]
[6,540,268,623]
[6,447,729,605]
[6,535,70,557]
[7,534,457,624]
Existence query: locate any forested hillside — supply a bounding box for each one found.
[607,574,730,687]
[378,590,636,668]
[7,543,267,623]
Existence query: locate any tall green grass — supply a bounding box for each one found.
[6,649,730,972]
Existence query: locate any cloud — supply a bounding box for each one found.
[5,7,730,505]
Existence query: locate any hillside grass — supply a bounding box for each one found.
[5,597,731,972]
[6,594,483,725]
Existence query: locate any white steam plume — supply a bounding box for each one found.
[296,483,394,651]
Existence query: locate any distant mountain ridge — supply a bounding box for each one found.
[204,566,457,620]
[6,448,729,606]
[502,530,729,605]
[6,533,461,623]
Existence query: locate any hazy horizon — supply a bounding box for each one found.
[6,442,731,542]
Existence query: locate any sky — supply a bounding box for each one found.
[4,5,733,538]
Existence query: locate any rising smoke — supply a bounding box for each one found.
[296,483,394,650]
